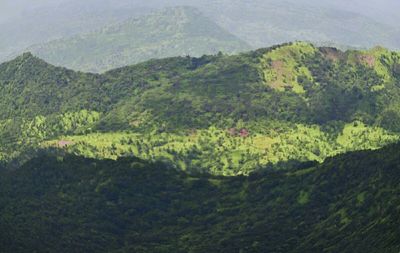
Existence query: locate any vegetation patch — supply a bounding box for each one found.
[42,121,399,175]
[260,42,316,94]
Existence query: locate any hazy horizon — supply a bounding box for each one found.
[0,0,399,65]
[1,0,400,25]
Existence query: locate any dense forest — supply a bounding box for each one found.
[1,143,400,252]
[0,32,400,252]
[1,1,400,252]
[1,43,400,174]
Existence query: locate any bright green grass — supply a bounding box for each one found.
[44,121,399,175]
[260,42,316,94]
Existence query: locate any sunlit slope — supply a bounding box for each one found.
[1,42,400,174]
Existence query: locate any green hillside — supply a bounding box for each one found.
[28,7,250,73]
[1,42,400,174]
[1,143,400,252]
[0,1,154,64]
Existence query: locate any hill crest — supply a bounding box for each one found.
[28,6,250,73]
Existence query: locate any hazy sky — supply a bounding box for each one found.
[0,0,66,22]
[1,0,400,25]
[319,0,400,25]
[0,0,398,64]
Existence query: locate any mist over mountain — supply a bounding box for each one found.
[1,0,400,67]
[195,0,399,49]
[28,7,250,73]
[0,1,154,61]
[0,0,66,23]
[319,0,400,25]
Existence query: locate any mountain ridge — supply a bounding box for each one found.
[1,42,400,175]
[2,1,400,67]
[27,6,251,73]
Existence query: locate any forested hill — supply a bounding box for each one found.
[0,52,103,119]
[4,42,400,128]
[1,142,399,252]
[28,7,250,73]
[1,42,400,174]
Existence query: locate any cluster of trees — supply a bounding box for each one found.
[1,143,400,252]
[0,110,100,162]
[50,121,398,175]
[1,43,400,175]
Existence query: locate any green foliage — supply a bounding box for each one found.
[0,110,100,163]
[297,190,310,205]
[0,53,108,119]
[260,42,316,93]
[1,143,400,252]
[41,121,398,175]
[1,43,400,175]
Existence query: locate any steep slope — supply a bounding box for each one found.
[0,52,104,119]
[1,143,400,252]
[0,52,105,158]
[28,7,250,72]
[1,43,400,174]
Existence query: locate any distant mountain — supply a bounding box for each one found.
[0,1,154,63]
[193,0,400,50]
[44,0,399,50]
[1,43,400,175]
[1,2,399,251]
[1,142,400,252]
[28,7,250,72]
[1,0,400,67]
[320,0,400,25]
